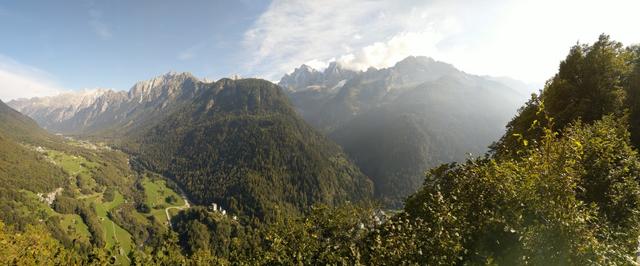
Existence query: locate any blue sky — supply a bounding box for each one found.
[0,0,638,100]
[0,0,269,93]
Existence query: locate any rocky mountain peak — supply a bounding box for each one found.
[128,72,198,102]
[9,88,112,111]
[279,64,323,92]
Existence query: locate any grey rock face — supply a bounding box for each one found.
[8,72,200,136]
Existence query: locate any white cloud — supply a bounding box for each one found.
[89,9,112,40]
[436,0,640,84]
[243,0,451,79]
[0,55,65,101]
[337,30,446,71]
[244,0,640,84]
[303,58,333,71]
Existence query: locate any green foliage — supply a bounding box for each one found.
[172,207,237,257]
[52,196,81,214]
[108,203,165,246]
[126,79,373,220]
[165,195,178,205]
[0,221,86,265]
[0,136,67,193]
[170,203,380,265]
[79,202,107,248]
[255,203,378,265]
[401,116,640,264]
[0,100,53,143]
[626,44,640,146]
[494,34,637,156]
[103,187,116,202]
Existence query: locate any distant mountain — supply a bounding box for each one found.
[282,56,468,132]
[9,72,201,138]
[482,76,541,97]
[280,62,358,94]
[10,75,373,219]
[11,58,531,209]
[280,56,529,206]
[124,78,372,219]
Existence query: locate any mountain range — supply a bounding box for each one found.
[279,56,530,206]
[9,74,373,219]
[9,56,531,207]
[9,72,200,138]
[122,78,373,218]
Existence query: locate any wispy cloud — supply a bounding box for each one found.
[89,9,112,40]
[336,29,449,71]
[242,0,457,79]
[0,55,65,101]
[243,0,640,83]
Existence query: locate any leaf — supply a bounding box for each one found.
[573,140,582,149]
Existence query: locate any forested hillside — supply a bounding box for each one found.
[283,56,526,206]
[0,100,68,228]
[0,99,52,142]
[125,78,373,219]
[0,100,184,264]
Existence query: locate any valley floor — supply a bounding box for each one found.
[24,141,188,265]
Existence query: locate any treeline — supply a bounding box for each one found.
[493,34,640,156]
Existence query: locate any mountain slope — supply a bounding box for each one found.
[281,56,528,206]
[9,74,374,218]
[284,57,470,132]
[0,98,53,143]
[124,78,373,219]
[7,89,111,134]
[0,100,67,193]
[8,72,201,138]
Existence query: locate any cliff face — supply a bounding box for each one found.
[8,72,201,136]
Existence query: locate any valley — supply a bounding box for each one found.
[5,135,189,265]
[0,31,638,264]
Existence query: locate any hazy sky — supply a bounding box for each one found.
[0,0,638,101]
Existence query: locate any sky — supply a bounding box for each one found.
[0,0,638,101]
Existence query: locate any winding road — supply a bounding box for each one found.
[165,195,190,229]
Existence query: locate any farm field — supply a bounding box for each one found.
[141,176,186,225]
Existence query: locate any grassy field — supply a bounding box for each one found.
[45,150,100,195]
[58,213,91,243]
[36,148,186,264]
[142,177,185,225]
[45,150,98,176]
[21,190,93,245]
[45,149,134,264]
[85,191,133,265]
